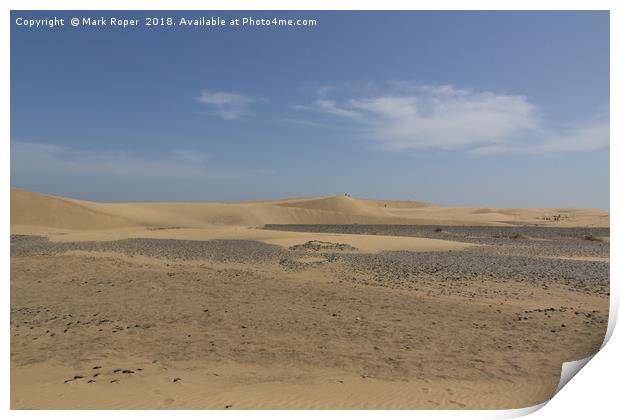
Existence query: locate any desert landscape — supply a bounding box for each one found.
[10,188,610,409]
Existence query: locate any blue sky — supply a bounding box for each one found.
[11,11,609,208]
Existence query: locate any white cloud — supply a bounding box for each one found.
[316,99,363,120]
[471,122,610,156]
[292,83,609,155]
[277,117,329,128]
[415,84,472,97]
[196,89,263,119]
[316,85,337,98]
[288,103,315,111]
[11,142,211,179]
[529,122,610,154]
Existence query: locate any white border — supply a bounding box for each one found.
[2,2,616,420]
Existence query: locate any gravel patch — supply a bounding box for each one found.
[10,235,285,264]
[332,249,609,296]
[11,229,609,297]
[264,225,610,258]
[289,240,357,252]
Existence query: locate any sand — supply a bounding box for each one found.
[11,188,610,233]
[10,189,610,409]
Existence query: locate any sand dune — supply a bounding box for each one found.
[10,189,133,230]
[10,189,609,233]
[11,188,608,253]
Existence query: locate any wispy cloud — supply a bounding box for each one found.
[291,83,609,155]
[526,122,609,154]
[11,141,274,179]
[196,89,264,119]
[471,121,610,155]
[315,99,363,120]
[11,142,211,179]
[276,117,330,128]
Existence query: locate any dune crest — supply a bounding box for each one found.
[10,188,609,231]
[10,189,133,229]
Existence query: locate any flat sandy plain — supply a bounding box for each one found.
[10,189,610,409]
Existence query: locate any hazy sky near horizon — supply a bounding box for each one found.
[11,11,610,208]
